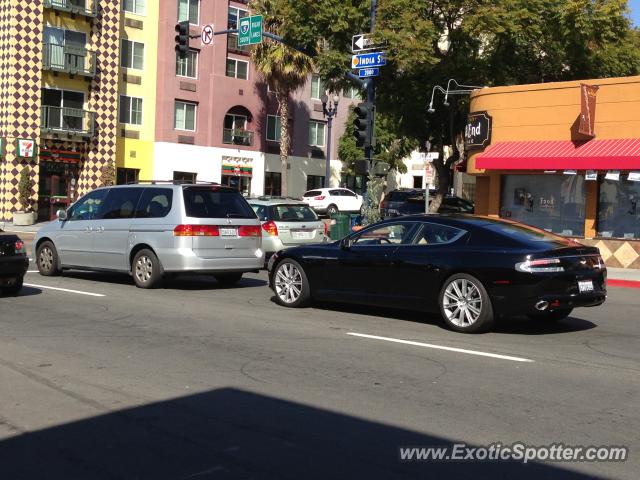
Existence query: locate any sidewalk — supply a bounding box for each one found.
[0,221,48,233]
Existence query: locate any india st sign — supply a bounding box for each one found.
[352,52,386,69]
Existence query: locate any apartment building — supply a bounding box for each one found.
[153,0,358,198]
[0,0,121,222]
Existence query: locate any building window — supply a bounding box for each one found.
[500,174,586,237]
[117,167,140,185]
[226,58,248,79]
[311,74,325,100]
[123,0,145,15]
[177,0,199,24]
[597,175,640,239]
[266,115,281,142]
[119,95,143,125]
[227,6,249,29]
[173,171,197,183]
[307,175,325,190]
[264,172,282,196]
[121,39,144,70]
[413,176,423,189]
[308,121,325,147]
[176,49,198,78]
[344,87,361,100]
[174,101,196,131]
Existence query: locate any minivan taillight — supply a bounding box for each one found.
[173,225,220,236]
[15,240,26,255]
[239,225,261,237]
[515,258,564,273]
[262,220,278,236]
[314,195,325,200]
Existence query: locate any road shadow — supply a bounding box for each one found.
[0,388,595,480]
[493,315,597,335]
[58,271,268,290]
[0,285,42,298]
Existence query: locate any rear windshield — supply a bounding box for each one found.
[486,222,571,244]
[272,204,318,222]
[183,187,256,219]
[303,190,322,197]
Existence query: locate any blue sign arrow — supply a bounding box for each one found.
[358,67,379,78]
[352,52,386,69]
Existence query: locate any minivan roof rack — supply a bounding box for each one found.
[127,180,221,185]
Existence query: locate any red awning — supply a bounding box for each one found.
[475,139,640,170]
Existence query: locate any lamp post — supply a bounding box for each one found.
[321,93,340,188]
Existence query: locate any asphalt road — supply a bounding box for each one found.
[0,262,638,479]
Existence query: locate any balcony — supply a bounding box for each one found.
[42,43,97,78]
[227,35,251,55]
[44,0,97,18]
[223,128,254,146]
[41,106,96,138]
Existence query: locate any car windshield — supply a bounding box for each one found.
[272,204,318,222]
[183,187,256,219]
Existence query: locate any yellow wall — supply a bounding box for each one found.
[116,2,159,181]
[468,75,640,174]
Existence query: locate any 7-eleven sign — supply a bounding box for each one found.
[16,138,36,158]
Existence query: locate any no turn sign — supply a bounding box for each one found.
[201,24,214,47]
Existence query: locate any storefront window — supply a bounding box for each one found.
[500,174,586,237]
[597,176,640,239]
[264,172,281,196]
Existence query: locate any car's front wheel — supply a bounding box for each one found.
[36,241,61,276]
[132,249,163,289]
[527,308,573,322]
[439,273,494,333]
[273,259,310,308]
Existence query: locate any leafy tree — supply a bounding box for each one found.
[250,0,314,196]
[100,160,116,187]
[18,166,34,212]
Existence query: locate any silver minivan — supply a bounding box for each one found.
[33,182,264,288]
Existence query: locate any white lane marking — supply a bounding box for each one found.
[347,332,534,363]
[26,270,38,273]
[23,283,105,298]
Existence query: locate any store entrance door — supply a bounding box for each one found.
[221,174,251,196]
[38,161,79,221]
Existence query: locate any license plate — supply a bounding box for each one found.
[219,227,237,237]
[293,230,313,240]
[578,280,594,293]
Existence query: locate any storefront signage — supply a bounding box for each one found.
[628,172,640,182]
[16,138,36,158]
[222,156,253,177]
[585,170,598,181]
[605,170,620,181]
[464,112,492,150]
[578,84,599,138]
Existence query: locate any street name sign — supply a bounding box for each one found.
[201,24,214,46]
[358,67,379,78]
[352,33,385,53]
[352,52,386,69]
[238,15,263,46]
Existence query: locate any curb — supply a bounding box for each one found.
[608,279,640,289]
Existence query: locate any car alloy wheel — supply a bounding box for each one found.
[135,254,154,285]
[36,241,60,276]
[275,262,303,304]
[442,278,483,327]
[39,246,54,273]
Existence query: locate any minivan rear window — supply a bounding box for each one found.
[183,187,257,219]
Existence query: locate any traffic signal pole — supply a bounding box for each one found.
[366,0,377,164]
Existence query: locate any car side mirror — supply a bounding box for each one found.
[56,209,68,221]
[341,237,354,250]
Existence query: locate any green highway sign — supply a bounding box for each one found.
[238,15,263,46]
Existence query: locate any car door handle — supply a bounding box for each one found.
[96,226,104,233]
[84,227,93,233]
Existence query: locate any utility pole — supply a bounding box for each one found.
[365,0,377,165]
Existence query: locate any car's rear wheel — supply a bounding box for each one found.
[36,241,61,276]
[2,276,23,295]
[214,272,243,287]
[439,273,494,333]
[132,249,163,289]
[273,259,310,308]
[327,204,338,217]
[527,308,573,322]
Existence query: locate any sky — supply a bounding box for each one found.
[630,0,640,26]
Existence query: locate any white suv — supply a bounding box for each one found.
[302,188,363,216]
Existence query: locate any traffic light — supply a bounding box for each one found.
[175,21,190,57]
[353,102,374,148]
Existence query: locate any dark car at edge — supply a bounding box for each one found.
[267,215,606,333]
[0,230,29,295]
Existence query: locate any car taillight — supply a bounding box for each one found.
[314,195,325,200]
[262,220,278,236]
[239,225,261,237]
[15,240,26,254]
[515,258,564,273]
[173,225,220,236]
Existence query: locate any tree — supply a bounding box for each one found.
[250,0,315,196]
[18,166,33,212]
[100,160,116,187]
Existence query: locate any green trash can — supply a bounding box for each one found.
[329,212,350,240]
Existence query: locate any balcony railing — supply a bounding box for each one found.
[41,106,96,138]
[223,129,254,146]
[227,35,251,55]
[42,43,96,78]
[44,0,97,18]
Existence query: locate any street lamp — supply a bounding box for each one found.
[321,93,340,188]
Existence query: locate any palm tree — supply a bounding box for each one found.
[250,0,314,196]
